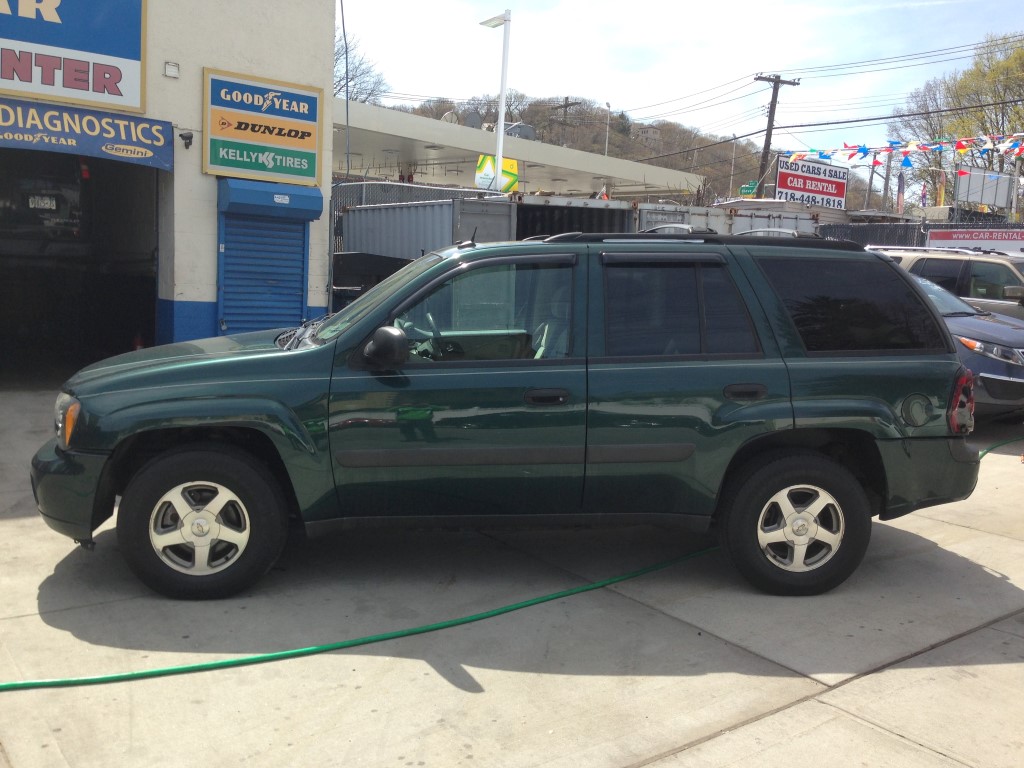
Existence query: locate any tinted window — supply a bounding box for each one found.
[396,261,573,362]
[910,257,964,292]
[968,260,1022,300]
[759,257,948,353]
[604,262,758,356]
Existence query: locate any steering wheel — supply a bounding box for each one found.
[425,312,441,338]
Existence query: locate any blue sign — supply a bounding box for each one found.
[209,77,319,123]
[0,96,172,171]
[0,0,145,110]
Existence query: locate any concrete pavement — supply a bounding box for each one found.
[2,382,1023,767]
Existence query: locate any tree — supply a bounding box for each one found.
[888,77,953,204]
[334,34,388,104]
[412,98,457,120]
[888,34,1024,205]
[942,34,1024,174]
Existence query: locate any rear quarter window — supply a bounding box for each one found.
[757,256,949,354]
[603,261,759,356]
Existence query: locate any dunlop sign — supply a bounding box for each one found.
[202,69,322,186]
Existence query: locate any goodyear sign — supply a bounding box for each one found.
[0,95,171,169]
[203,69,322,187]
[0,0,145,112]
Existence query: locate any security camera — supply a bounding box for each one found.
[179,131,193,149]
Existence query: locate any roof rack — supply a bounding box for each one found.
[538,232,863,250]
[867,244,1017,257]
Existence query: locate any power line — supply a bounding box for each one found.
[638,97,1024,163]
[778,33,1019,76]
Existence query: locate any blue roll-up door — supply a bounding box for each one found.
[219,213,308,334]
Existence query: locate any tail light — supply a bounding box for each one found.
[948,368,975,434]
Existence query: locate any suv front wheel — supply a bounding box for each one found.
[719,453,872,595]
[116,445,289,599]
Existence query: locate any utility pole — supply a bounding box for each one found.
[863,153,878,209]
[550,96,581,146]
[755,74,799,198]
[729,134,737,197]
[882,151,893,211]
[604,102,611,156]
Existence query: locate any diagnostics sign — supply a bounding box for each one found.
[0,0,145,112]
[203,69,322,187]
[0,95,171,170]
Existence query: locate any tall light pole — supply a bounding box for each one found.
[604,102,611,156]
[480,10,511,191]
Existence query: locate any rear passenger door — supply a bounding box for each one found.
[906,257,967,295]
[583,249,793,523]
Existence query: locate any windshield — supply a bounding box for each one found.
[314,254,443,342]
[912,274,982,316]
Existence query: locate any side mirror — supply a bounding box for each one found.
[1003,285,1024,302]
[363,326,408,370]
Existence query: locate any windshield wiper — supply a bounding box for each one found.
[942,311,978,317]
[285,314,334,350]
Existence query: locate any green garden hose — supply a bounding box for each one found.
[0,545,719,693]
[978,436,1024,459]
[5,434,1021,694]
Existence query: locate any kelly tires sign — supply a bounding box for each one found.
[0,0,145,112]
[776,158,848,209]
[203,69,322,187]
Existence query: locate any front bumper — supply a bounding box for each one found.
[975,373,1024,414]
[30,439,113,542]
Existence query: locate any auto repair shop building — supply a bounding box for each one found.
[1,0,334,372]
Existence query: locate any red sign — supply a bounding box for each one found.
[928,230,1024,253]
[775,158,848,209]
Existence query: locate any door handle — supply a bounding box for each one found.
[723,383,768,401]
[525,388,571,406]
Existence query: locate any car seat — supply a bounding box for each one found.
[532,287,570,359]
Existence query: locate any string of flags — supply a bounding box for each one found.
[782,132,1024,168]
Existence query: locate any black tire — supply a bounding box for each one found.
[718,452,872,596]
[116,445,289,599]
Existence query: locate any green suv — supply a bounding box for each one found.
[31,234,980,599]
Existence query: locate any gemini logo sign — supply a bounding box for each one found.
[0,95,172,170]
[203,69,322,186]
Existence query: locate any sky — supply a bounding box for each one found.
[337,0,1020,182]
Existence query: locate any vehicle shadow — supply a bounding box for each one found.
[970,417,1024,459]
[31,518,1024,690]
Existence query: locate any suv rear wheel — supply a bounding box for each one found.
[719,453,872,595]
[116,445,289,599]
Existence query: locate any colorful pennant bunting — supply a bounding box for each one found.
[780,132,1024,162]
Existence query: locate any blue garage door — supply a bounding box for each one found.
[219,213,308,334]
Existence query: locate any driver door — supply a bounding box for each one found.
[327,254,586,519]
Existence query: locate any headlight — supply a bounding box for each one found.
[956,337,1024,367]
[54,393,81,450]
